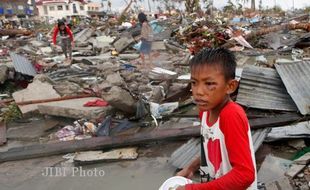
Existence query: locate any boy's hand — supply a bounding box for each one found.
[176,185,186,190]
[176,167,194,179]
[52,44,59,49]
[71,41,75,48]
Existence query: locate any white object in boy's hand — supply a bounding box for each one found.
[159,176,192,190]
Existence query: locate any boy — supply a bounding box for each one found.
[52,20,74,62]
[176,48,257,190]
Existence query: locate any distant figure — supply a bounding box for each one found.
[130,17,137,27]
[138,12,153,69]
[52,20,74,62]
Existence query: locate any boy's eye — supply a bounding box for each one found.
[190,81,196,85]
[205,82,216,86]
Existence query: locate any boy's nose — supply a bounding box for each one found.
[195,85,206,97]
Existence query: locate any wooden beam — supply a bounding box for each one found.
[285,164,306,178]
[293,152,310,165]
[0,126,200,162]
[249,113,309,129]
[1,112,308,162]
[16,94,94,106]
[0,29,33,37]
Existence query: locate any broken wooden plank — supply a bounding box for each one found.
[0,29,33,37]
[293,152,310,165]
[0,122,7,145]
[0,126,200,162]
[74,147,138,164]
[249,113,310,129]
[16,94,93,106]
[1,111,307,161]
[0,98,14,106]
[285,164,306,178]
[168,112,309,130]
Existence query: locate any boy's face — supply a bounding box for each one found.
[191,63,237,112]
[59,25,65,30]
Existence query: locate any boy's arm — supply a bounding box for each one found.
[140,23,147,40]
[177,156,200,178]
[66,26,74,42]
[52,26,59,45]
[185,111,255,190]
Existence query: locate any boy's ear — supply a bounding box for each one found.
[226,79,238,95]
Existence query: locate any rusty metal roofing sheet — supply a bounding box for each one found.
[275,61,310,115]
[266,121,310,141]
[252,128,270,152]
[169,129,268,169]
[9,52,36,77]
[236,65,297,111]
[169,138,200,169]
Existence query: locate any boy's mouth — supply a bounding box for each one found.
[193,99,209,106]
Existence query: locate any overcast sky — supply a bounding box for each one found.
[93,0,310,12]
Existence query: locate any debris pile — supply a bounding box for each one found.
[0,9,310,190]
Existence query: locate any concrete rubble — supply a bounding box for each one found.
[0,6,310,190]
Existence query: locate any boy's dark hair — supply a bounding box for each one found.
[138,12,147,23]
[190,48,236,80]
[57,20,65,28]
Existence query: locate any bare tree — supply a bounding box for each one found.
[237,0,256,10]
[153,0,200,14]
[259,0,262,10]
[251,0,255,10]
[185,0,201,13]
[118,0,135,24]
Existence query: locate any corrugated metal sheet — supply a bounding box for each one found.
[275,61,310,115]
[9,52,36,77]
[170,138,200,169]
[75,28,94,43]
[170,129,269,169]
[266,121,310,141]
[252,128,270,152]
[236,65,297,111]
[47,68,94,81]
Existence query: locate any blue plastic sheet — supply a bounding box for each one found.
[7,9,13,15]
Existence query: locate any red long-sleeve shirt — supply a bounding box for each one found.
[186,102,257,190]
[52,25,74,45]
